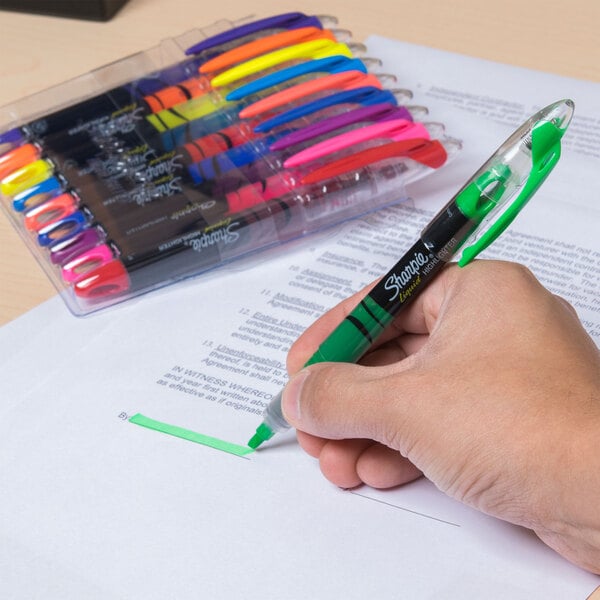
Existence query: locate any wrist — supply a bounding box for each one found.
[534,415,600,574]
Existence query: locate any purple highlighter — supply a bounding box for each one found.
[270,103,414,152]
[186,12,338,56]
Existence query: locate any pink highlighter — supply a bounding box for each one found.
[283,118,433,168]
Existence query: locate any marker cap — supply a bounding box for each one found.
[456,99,575,266]
[37,210,88,247]
[1,158,53,197]
[23,192,77,232]
[12,176,63,212]
[0,127,26,150]
[0,143,41,180]
[73,260,130,299]
[61,243,114,283]
[49,227,104,265]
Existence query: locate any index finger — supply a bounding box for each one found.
[286,263,462,374]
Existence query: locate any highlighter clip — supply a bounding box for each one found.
[254,87,404,133]
[225,55,366,100]
[455,99,574,266]
[199,27,337,75]
[302,138,450,184]
[284,118,431,168]
[185,12,336,55]
[210,39,353,88]
[239,71,385,120]
[270,103,412,151]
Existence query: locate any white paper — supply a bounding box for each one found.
[1,41,600,599]
[367,35,600,338]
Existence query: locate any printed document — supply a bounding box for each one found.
[1,39,599,599]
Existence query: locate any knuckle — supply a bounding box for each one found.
[301,363,345,416]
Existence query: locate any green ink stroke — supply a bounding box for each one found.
[129,413,254,457]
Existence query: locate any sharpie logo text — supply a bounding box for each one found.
[134,152,182,183]
[190,222,241,251]
[384,251,438,302]
[157,221,240,253]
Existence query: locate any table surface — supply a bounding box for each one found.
[0,0,599,593]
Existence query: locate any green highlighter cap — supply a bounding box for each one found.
[455,99,574,266]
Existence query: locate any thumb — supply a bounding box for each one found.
[281,362,414,447]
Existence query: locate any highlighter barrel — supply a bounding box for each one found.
[247,99,575,449]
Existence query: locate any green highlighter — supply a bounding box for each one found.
[248,99,575,450]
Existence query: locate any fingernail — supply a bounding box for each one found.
[281,369,310,425]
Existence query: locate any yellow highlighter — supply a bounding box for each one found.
[210,39,355,88]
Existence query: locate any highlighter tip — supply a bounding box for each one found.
[247,434,264,449]
[247,422,275,449]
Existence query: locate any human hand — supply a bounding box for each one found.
[281,260,600,573]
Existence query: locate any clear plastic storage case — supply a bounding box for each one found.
[0,13,459,315]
